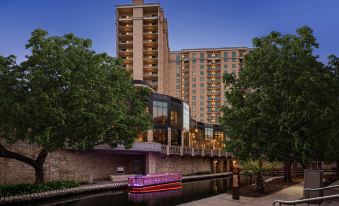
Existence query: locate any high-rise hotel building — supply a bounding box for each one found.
[116,0,169,94]
[116,0,249,124]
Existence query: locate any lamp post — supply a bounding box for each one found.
[232,159,240,200]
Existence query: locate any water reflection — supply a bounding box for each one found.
[28,177,233,206]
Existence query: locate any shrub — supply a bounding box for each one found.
[0,180,80,197]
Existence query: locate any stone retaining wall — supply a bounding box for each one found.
[0,142,145,184]
[0,142,228,185]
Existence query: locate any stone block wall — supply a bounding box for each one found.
[0,142,145,184]
[153,155,214,175]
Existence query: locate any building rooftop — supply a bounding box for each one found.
[170,47,250,53]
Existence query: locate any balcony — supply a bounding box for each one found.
[121,56,133,64]
[143,73,158,79]
[119,49,133,56]
[143,56,158,63]
[161,145,229,157]
[119,16,133,21]
[118,24,133,32]
[118,32,133,40]
[118,41,133,48]
[143,31,158,38]
[143,39,158,46]
[207,73,221,78]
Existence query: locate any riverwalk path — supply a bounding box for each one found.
[178,182,304,206]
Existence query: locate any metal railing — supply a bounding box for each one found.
[273,185,339,206]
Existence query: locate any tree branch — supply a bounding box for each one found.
[0,143,36,167]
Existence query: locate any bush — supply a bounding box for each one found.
[0,180,80,197]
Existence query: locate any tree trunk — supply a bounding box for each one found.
[292,159,298,180]
[0,144,48,184]
[34,164,45,184]
[255,172,264,193]
[284,159,292,183]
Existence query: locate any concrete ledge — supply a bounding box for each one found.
[182,172,232,181]
[0,182,127,205]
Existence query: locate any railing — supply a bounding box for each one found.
[273,194,339,206]
[273,185,339,206]
[169,145,181,155]
[304,185,339,199]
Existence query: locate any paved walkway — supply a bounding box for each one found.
[179,182,304,206]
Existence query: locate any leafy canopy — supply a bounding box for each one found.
[0,29,151,151]
[221,26,339,165]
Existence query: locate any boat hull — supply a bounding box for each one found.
[128,181,182,193]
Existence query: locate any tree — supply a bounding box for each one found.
[0,29,151,184]
[241,159,266,193]
[324,55,339,176]
[221,26,339,182]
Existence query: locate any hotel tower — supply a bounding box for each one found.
[116,0,249,124]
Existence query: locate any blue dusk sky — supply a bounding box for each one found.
[0,0,338,63]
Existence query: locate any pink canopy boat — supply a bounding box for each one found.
[128,173,182,193]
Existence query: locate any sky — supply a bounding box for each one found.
[0,0,338,63]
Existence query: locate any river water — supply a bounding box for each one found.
[27,177,237,206]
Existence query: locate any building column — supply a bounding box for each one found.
[216,160,224,173]
[147,129,153,142]
[211,159,217,174]
[167,127,171,145]
[145,152,156,174]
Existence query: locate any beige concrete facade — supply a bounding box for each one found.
[169,48,249,123]
[116,0,250,124]
[116,0,170,94]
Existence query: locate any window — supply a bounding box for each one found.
[200,101,204,105]
[153,128,168,144]
[192,96,196,100]
[176,55,180,65]
[224,52,228,57]
[176,67,180,71]
[192,90,196,94]
[200,59,204,63]
[200,83,204,87]
[200,65,204,70]
[200,108,204,111]
[170,111,178,127]
[176,91,180,95]
[192,71,196,76]
[224,58,228,62]
[153,101,168,125]
[192,52,196,58]
[176,85,180,89]
[192,77,196,82]
[232,52,236,57]
[176,73,180,77]
[200,71,204,75]
[200,53,204,58]
[192,108,196,112]
[192,66,196,70]
[192,84,196,88]
[200,96,204,100]
[205,127,213,140]
[200,77,204,81]
[232,64,236,69]
[192,59,196,64]
[224,64,228,69]
[200,113,204,118]
[171,129,181,146]
[176,79,180,83]
[232,58,236,62]
[192,101,196,106]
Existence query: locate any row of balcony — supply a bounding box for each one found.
[118,15,158,21]
[161,145,229,157]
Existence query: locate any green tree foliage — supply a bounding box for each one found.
[221,26,339,182]
[0,29,151,183]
